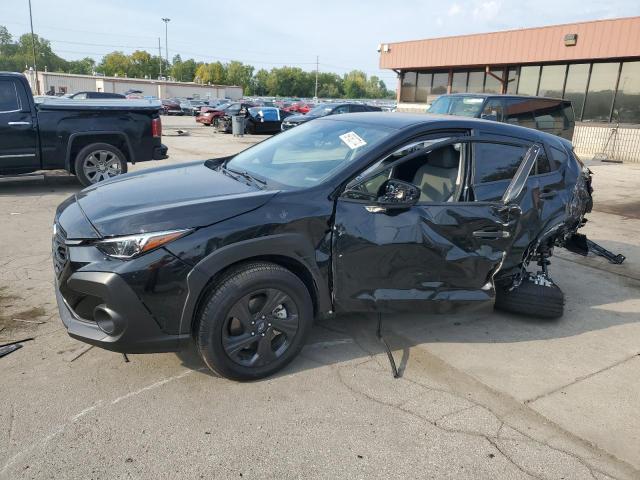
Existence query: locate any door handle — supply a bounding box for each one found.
[8,121,31,126]
[473,230,510,239]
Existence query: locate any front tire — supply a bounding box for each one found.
[74,143,127,187]
[197,262,313,380]
[495,276,564,319]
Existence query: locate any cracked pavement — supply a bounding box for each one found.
[1,117,639,479]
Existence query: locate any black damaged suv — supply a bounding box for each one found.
[54,113,593,380]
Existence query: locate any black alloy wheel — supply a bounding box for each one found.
[222,288,299,367]
[197,262,313,380]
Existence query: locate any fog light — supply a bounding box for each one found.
[93,305,122,335]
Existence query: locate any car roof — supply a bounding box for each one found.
[439,93,568,102]
[316,112,560,143]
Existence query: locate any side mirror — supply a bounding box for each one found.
[376,179,420,208]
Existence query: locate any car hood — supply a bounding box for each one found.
[285,114,314,123]
[68,161,278,237]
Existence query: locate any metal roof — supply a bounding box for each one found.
[379,16,640,70]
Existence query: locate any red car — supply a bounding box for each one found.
[196,102,254,126]
[283,102,313,114]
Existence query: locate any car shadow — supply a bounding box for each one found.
[0,173,82,196]
[176,247,640,381]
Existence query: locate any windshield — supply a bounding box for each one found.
[307,104,334,117]
[225,119,394,188]
[428,96,485,117]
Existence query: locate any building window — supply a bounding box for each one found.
[564,63,590,120]
[583,62,620,122]
[415,72,432,102]
[506,68,519,94]
[400,71,417,102]
[613,61,640,124]
[484,68,504,94]
[467,70,484,93]
[451,71,467,93]
[538,64,566,98]
[517,66,540,95]
[431,72,448,95]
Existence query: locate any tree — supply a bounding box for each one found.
[343,70,368,98]
[251,69,270,96]
[226,61,253,91]
[171,55,197,82]
[97,51,131,77]
[68,57,95,75]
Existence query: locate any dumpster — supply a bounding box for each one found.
[232,115,246,137]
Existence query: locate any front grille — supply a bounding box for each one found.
[52,224,69,277]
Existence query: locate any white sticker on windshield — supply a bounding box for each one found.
[339,131,367,150]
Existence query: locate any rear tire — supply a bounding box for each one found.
[74,142,127,187]
[495,276,564,319]
[196,262,313,381]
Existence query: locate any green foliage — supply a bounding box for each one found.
[0,25,395,98]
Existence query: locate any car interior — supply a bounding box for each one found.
[352,141,465,203]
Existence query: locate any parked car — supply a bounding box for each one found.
[196,102,254,126]
[283,102,313,114]
[281,102,382,130]
[427,94,575,140]
[0,72,167,187]
[123,89,144,99]
[69,91,126,100]
[216,106,292,134]
[54,113,595,380]
[160,99,183,115]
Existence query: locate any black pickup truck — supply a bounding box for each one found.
[0,72,167,186]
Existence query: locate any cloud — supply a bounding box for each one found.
[472,0,502,21]
[448,3,462,15]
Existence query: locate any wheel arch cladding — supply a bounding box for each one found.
[180,234,331,335]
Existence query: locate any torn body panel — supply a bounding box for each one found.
[332,200,520,313]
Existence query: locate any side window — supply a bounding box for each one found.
[504,99,536,129]
[333,105,350,114]
[481,99,504,121]
[350,105,366,113]
[549,146,568,170]
[473,142,528,184]
[534,100,566,131]
[0,80,20,112]
[535,150,552,175]
[348,137,464,203]
[74,93,87,100]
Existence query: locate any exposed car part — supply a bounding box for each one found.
[377,313,400,378]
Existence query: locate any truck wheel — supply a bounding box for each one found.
[495,276,564,319]
[196,262,313,381]
[74,143,128,187]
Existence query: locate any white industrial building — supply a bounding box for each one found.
[23,70,243,101]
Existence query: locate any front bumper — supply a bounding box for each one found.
[153,144,169,160]
[56,271,189,353]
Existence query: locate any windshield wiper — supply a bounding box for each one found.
[227,167,267,189]
[220,165,266,189]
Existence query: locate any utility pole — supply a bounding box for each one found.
[28,0,39,94]
[162,18,170,75]
[314,55,319,99]
[158,37,163,79]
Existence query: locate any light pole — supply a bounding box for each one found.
[161,18,170,75]
[28,0,40,94]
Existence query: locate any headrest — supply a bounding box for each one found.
[428,146,459,169]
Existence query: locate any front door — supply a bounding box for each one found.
[0,77,38,173]
[332,139,539,314]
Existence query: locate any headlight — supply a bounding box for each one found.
[95,229,191,259]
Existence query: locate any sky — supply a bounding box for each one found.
[1,0,639,89]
